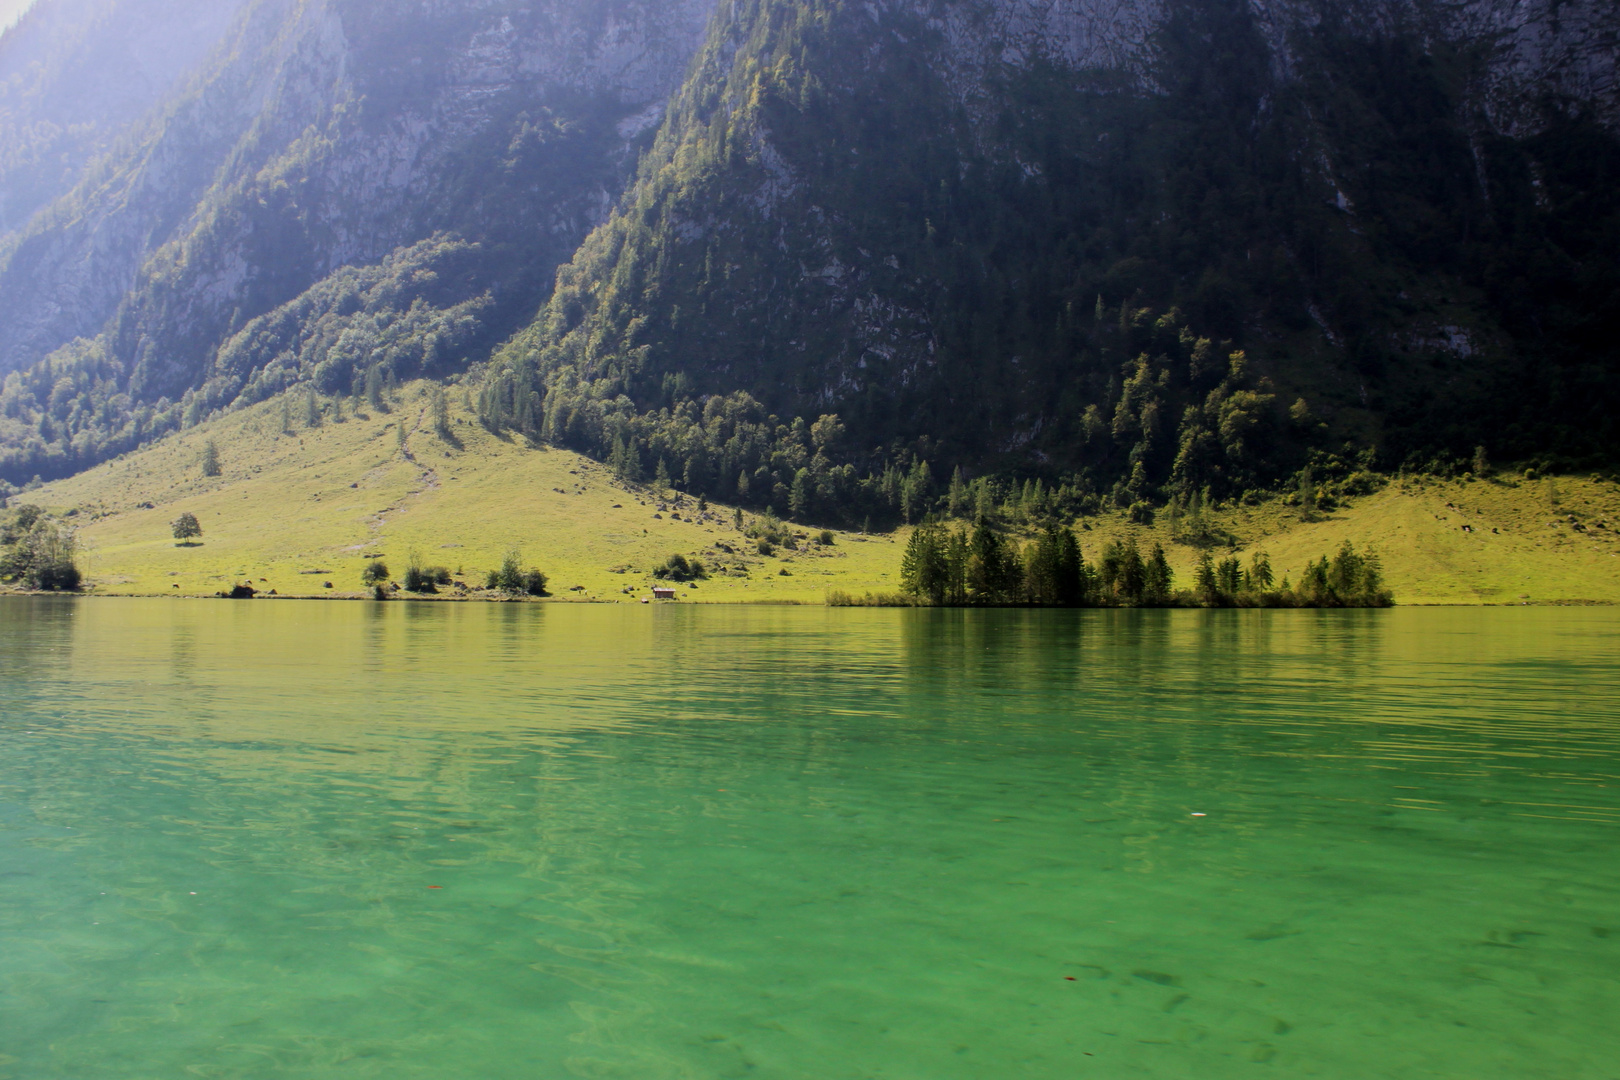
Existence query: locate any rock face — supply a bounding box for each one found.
[484,0,1618,501]
[0,0,720,385]
[0,0,252,232]
[0,0,1616,489]
[890,0,1620,130]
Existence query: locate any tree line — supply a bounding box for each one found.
[896,520,1391,608]
[0,504,80,590]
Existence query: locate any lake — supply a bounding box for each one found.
[0,599,1616,1078]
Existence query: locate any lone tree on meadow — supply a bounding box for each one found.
[171,513,203,544]
[200,441,222,478]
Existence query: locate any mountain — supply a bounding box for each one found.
[0,0,717,482]
[0,0,251,233]
[481,0,1620,524]
[0,0,1616,518]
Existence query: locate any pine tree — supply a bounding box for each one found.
[200,440,222,478]
[1023,528,1061,604]
[1196,550,1218,603]
[973,478,996,523]
[948,467,968,518]
[901,460,932,523]
[790,468,812,519]
[433,386,452,439]
[1118,537,1146,604]
[968,520,1019,603]
[1144,543,1174,605]
[944,528,969,605]
[305,387,321,429]
[1248,551,1274,591]
[1056,528,1085,606]
[900,524,949,604]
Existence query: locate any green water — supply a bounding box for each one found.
[0,601,1617,1079]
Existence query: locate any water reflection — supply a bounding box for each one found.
[0,601,1617,1079]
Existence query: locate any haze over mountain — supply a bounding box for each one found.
[0,1,36,31]
[0,0,1615,522]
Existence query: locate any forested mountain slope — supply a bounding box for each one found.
[481,0,1620,524]
[0,0,718,482]
[0,0,1616,515]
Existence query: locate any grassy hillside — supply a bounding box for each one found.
[1076,475,1620,605]
[14,383,1620,604]
[21,384,905,604]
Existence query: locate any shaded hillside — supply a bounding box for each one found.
[480,0,1620,526]
[0,0,717,482]
[0,0,1616,504]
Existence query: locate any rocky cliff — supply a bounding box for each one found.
[0,0,719,481]
[0,0,251,233]
[0,0,1615,496]
[475,0,1617,521]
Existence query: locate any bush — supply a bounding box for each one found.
[827,590,916,607]
[493,551,524,593]
[361,560,390,586]
[402,556,450,593]
[402,563,435,593]
[34,561,82,591]
[818,530,835,545]
[490,551,549,595]
[652,554,707,581]
[746,511,791,548]
[1127,501,1155,525]
[4,519,81,590]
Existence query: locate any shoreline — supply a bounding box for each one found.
[3,588,1615,608]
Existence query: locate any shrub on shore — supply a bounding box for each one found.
[487,550,549,596]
